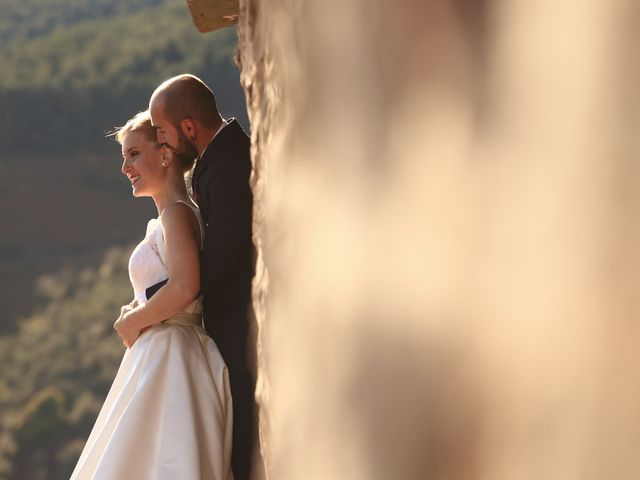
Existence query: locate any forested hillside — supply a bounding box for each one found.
[0,0,166,46]
[0,0,247,332]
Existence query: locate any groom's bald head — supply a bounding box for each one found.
[150,74,221,130]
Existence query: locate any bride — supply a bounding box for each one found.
[71,111,233,480]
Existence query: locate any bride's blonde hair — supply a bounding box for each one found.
[112,110,158,146]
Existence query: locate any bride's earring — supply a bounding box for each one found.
[162,161,168,167]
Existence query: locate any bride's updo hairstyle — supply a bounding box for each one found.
[113,110,157,146]
[112,110,196,173]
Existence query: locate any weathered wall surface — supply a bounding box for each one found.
[237,1,640,478]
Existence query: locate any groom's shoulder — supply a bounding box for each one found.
[224,118,250,145]
[199,120,250,176]
[207,119,250,159]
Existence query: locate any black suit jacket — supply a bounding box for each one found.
[192,119,257,480]
[191,119,254,372]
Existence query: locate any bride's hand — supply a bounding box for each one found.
[114,303,142,348]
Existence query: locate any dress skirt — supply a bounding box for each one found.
[70,314,234,480]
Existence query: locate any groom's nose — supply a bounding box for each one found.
[156,130,166,144]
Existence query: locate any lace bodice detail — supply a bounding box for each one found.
[128,203,204,315]
[128,218,169,300]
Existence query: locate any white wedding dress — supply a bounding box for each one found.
[71,202,233,480]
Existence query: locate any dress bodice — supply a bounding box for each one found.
[128,202,204,315]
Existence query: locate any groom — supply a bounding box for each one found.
[147,74,257,480]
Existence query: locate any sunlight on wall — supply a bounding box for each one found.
[238,0,640,478]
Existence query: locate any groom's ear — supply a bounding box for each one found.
[179,118,196,142]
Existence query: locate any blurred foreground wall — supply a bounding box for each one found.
[237,1,640,478]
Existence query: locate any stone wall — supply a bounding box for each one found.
[236,1,640,478]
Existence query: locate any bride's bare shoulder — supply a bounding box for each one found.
[159,202,200,244]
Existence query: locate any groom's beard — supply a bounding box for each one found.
[174,151,196,171]
[174,129,199,160]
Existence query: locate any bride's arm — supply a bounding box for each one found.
[114,203,200,347]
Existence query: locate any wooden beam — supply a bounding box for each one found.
[186,0,239,33]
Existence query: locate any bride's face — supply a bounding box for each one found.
[121,131,164,198]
